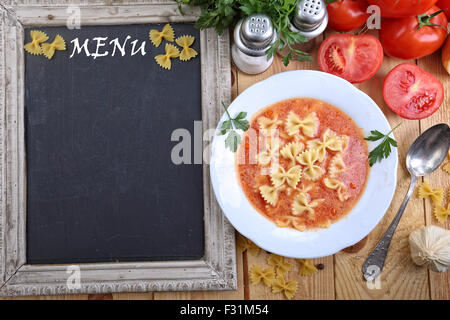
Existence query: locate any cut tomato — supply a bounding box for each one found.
[318,33,383,83]
[383,63,444,119]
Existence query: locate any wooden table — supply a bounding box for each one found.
[3,30,449,300]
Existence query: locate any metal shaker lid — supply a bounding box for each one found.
[234,13,277,57]
[291,0,328,39]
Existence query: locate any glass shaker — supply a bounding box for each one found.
[232,13,278,75]
[279,0,328,56]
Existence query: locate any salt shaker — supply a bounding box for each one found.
[232,13,278,75]
[279,0,328,55]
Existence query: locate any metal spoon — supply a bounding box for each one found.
[363,123,450,282]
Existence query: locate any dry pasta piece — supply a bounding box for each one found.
[271,275,298,300]
[297,259,318,276]
[434,204,450,224]
[307,129,344,162]
[149,23,174,47]
[270,165,302,189]
[41,35,66,59]
[443,151,450,173]
[292,192,323,220]
[280,142,304,166]
[296,149,324,181]
[256,139,280,166]
[175,35,198,61]
[236,234,260,256]
[267,254,293,275]
[324,178,349,202]
[155,43,180,70]
[285,112,319,137]
[24,30,48,55]
[259,185,284,206]
[258,115,282,135]
[328,154,346,178]
[249,265,276,286]
[418,181,443,205]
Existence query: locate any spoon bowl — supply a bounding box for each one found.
[406,123,450,177]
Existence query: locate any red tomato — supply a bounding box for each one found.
[318,33,383,83]
[383,63,444,119]
[436,0,450,19]
[367,0,438,17]
[327,0,370,32]
[379,6,448,60]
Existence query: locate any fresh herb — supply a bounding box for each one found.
[365,123,401,167]
[218,101,249,152]
[176,0,312,65]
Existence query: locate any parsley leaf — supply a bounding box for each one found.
[177,0,312,65]
[365,123,401,167]
[218,101,249,152]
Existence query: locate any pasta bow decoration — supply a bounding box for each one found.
[258,115,282,135]
[236,234,260,256]
[270,165,302,189]
[155,43,180,70]
[42,35,66,59]
[267,254,293,275]
[249,265,276,286]
[271,275,298,300]
[307,129,345,162]
[296,149,324,181]
[149,24,174,47]
[176,35,198,61]
[297,259,318,276]
[24,30,49,55]
[434,203,449,224]
[259,185,285,206]
[285,112,319,138]
[280,142,304,166]
[418,181,443,205]
[256,139,281,166]
[292,192,323,220]
[328,154,346,178]
[442,151,450,173]
[324,178,349,202]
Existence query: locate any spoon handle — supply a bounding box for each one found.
[362,176,417,281]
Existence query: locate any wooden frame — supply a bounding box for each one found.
[0,0,236,296]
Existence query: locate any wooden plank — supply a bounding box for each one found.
[417,51,450,300]
[334,53,430,299]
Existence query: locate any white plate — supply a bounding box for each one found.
[210,70,398,258]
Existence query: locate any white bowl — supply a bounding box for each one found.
[210,70,398,258]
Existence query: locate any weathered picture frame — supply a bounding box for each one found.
[0,0,236,296]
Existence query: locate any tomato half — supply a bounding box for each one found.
[379,6,448,60]
[318,33,383,83]
[383,63,444,119]
[436,0,450,19]
[327,0,370,32]
[367,0,438,17]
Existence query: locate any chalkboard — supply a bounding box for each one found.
[24,23,204,264]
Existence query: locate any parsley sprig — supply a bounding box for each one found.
[365,123,401,167]
[177,0,312,66]
[218,101,249,152]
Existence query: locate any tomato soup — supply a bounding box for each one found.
[236,98,369,231]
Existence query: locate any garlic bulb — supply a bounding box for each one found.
[409,226,450,273]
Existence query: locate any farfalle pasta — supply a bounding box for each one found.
[42,35,66,59]
[418,181,443,205]
[250,265,276,286]
[297,259,319,276]
[271,275,298,300]
[267,254,293,275]
[24,30,49,55]
[296,149,324,181]
[285,111,319,137]
[154,43,180,70]
[175,35,198,61]
[434,204,449,224]
[237,98,369,231]
[149,24,174,47]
